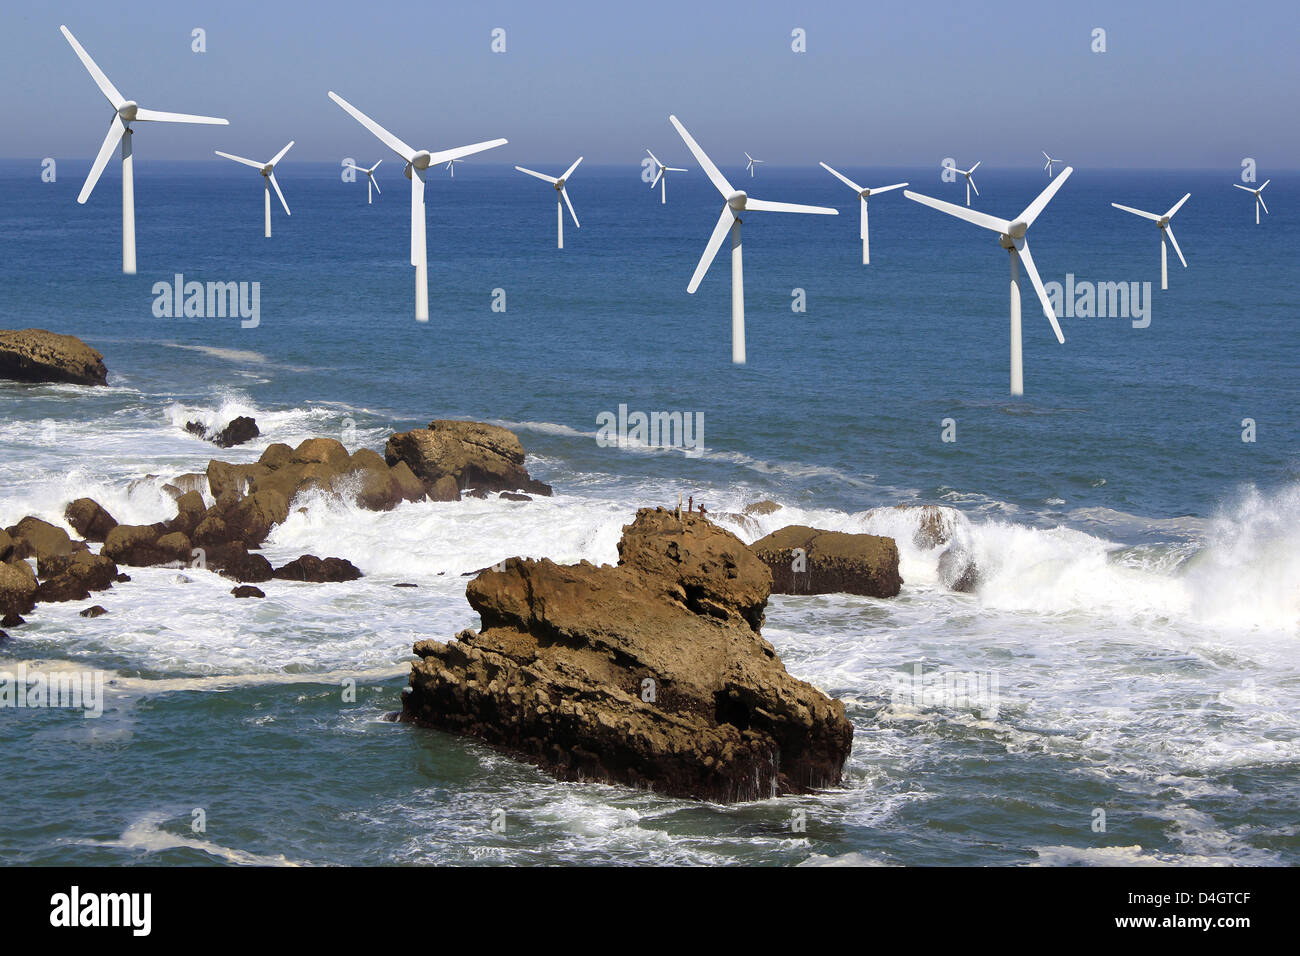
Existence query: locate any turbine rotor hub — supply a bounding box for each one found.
[117,101,138,121]
[727,190,747,210]
[410,151,431,170]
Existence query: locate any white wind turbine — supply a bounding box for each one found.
[1111,193,1190,290]
[671,115,837,365]
[646,149,687,204]
[819,162,909,264]
[1233,180,1270,224]
[343,160,383,203]
[949,160,981,206]
[328,91,507,321]
[445,158,463,178]
[1043,152,1063,178]
[60,25,229,274]
[745,152,765,177]
[215,142,294,237]
[515,158,583,249]
[905,167,1074,396]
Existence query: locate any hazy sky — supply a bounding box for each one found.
[9,0,1298,168]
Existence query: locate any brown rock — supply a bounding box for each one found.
[168,491,207,537]
[0,329,108,386]
[0,528,12,562]
[272,555,362,583]
[429,475,461,502]
[212,416,260,448]
[216,546,274,583]
[400,508,851,803]
[102,524,165,566]
[79,605,108,618]
[744,500,783,516]
[0,560,38,617]
[385,420,552,498]
[290,437,351,471]
[257,443,294,469]
[65,498,118,542]
[191,514,228,547]
[750,525,902,598]
[231,585,265,599]
[35,551,118,602]
[222,490,288,549]
[206,460,268,500]
[6,517,77,562]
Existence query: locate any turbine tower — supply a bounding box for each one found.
[906,168,1074,396]
[328,91,506,321]
[1111,194,1190,290]
[671,115,837,365]
[343,160,383,203]
[1233,180,1270,224]
[645,149,687,204]
[60,25,228,274]
[819,162,908,264]
[515,158,583,249]
[215,142,294,237]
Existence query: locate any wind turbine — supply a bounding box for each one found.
[1043,152,1063,178]
[670,115,837,365]
[905,168,1074,396]
[949,161,981,206]
[445,158,463,178]
[745,152,765,177]
[327,91,507,321]
[515,158,583,249]
[646,149,687,204]
[60,24,228,274]
[215,142,294,237]
[819,162,908,264]
[1111,193,1190,290]
[343,159,382,203]
[1233,180,1270,224]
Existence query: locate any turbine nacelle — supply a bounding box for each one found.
[117,100,138,122]
[727,190,748,210]
[410,150,432,171]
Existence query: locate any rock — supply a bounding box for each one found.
[0,629,9,644]
[213,416,259,448]
[0,528,11,562]
[102,524,166,566]
[400,508,852,802]
[429,475,461,502]
[937,546,981,593]
[389,461,426,504]
[154,532,194,565]
[5,516,78,562]
[290,437,351,470]
[750,525,902,598]
[184,420,207,438]
[64,498,118,542]
[231,585,265,599]
[1,612,24,627]
[114,573,130,583]
[35,551,118,603]
[744,500,783,516]
[213,545,274,583]
[192,514,228,547]
[168,491,207,537]
[206,460,268,500]
[394,582,419,588]
[79,605,108,618]
[499,491,532,502]
[385,420,552,499]
[272,555,362,583]
[169,473,209,496]
[0,329,108,386]
[0,560,38,617]
[883,504,960,550]
[222,490,288,549]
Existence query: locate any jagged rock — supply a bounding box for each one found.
[102,524,168,566]
[0,329,108,386]
[429,476,461,502]
[64,498,118,542]
[0,560,38,617]
[5,517,79,562]
[750,525,902,598]
[222,490,288,549]
[35,551,118,603]
[744,500,783,516]
[79,605,108,618]
[272,555,362,583]
[168,491,207,537]
[213,416,259,448]
[385,420,552,498]
[401,508,852,802]
[214,546,274,583]
[231,585,265,599]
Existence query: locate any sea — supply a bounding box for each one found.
[1,156,1297,866]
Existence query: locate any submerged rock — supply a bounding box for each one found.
[187,416,260,448]
[271,555,362,583]
[401,508,852,802]
[0,329,108,386]
[79,605,108,618]
[230,585,265,599]
[937,546,981,593]
[385,420,552,500]
[750,525,902,598]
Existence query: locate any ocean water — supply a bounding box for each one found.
[1,157,1297,866]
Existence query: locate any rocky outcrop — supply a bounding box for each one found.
[385,420,552,500]
[186,416,260,448]
[271,555,362,583]
[750,525,902,598]
[401,508,852,802]
[35,551,118,603]
[65,498,118,542]
[4,517,81,562]
[744,500,783,516]
[0,329,108,386]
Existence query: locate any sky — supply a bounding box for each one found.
[6,0,1298,168]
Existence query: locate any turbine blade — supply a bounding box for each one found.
[1018,166,1074,227]
[969,161,981,173]
[969,176,980,197]
[342,162,362,171]
[1043,151,1051,161]
[215,150,264,169]
[269,140,295,167]
[269,172,290,216]
[1111,202,1161,221]
[745,152,753,162]
[60,25,125,109]
[867,182,908,195]
[1165,225,1187,268]
[666,167,687,172]
[515,166,559,184]
[1164,193,1191,219]
[371,176,381,195]
[78,115,126,203]
[370,159,383,172]
[646,148,661,166]
[427,138,507,165]
[1258,195,1269,214]
[904,190,1012,234]
[133,109,228,125]
[1232,184,1255,192]
[561,156,584,181]
[669,115,733,197]
[1259,179,1270,191]
[651,169,663,187]
[1014,239,1065,344]
[561,186,580,228]
[745,198,837,215]
[328,91,416,162]
[687,206,735,293]
[819,162,863,194]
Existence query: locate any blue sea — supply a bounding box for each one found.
[1,156,1297,865]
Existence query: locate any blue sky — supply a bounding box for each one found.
[9,0,1298,167]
